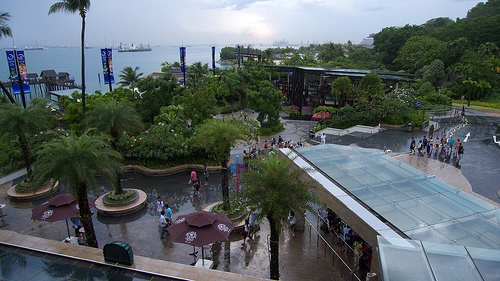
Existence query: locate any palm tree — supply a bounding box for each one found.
[193,118,257,210]
[0,11,12,38]
[117,66,143,91]
[86,98,142,195]
[0,101,57,183]
[187,62,209,88]
[237,153,319,280]
[34,131,123,248]
[0,11,16,104]
[49,0,91,116]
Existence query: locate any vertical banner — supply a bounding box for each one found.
[179,47,186,75]
[6,50,31,94]
[211,46,216,72]
[101,48,115,84]
[237,45,241,68]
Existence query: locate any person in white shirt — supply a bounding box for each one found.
[156,197,164,216]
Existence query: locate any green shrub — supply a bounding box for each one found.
[103,189,138,205]
[259,123,284,136]
[282,108,299,116]
[211,201,247,220]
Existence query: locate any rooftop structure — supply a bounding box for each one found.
[286,144,500,279]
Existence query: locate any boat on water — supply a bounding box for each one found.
[118,43,152,52]
[272,39,289,47]
[25,45,44,51]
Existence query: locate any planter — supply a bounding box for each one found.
[7,179,59,202]
[95,189,147,217]
[102,189,139,207]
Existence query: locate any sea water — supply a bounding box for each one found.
[0,45,224,93]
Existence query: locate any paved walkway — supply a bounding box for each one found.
[1,107,497,281]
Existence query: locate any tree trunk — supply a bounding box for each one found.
[267,213,280,280]
[18,133,33,181]
[0,81,16,104]
[110,137,123,195]
[115,174,123,195]
[80,14,86,117]
[77,183,98,248]
[221,161,230,211]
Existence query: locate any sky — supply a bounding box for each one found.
[1,0,484,48]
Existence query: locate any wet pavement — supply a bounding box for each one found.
[0,107,499,281]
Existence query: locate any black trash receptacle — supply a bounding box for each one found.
[406,123,413,132]
[309,130,315,138]
[103,241,134,265]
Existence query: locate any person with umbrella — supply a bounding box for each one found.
[167,210,235,266]
[31,194,95,240]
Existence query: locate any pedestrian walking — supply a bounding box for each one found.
[351,252,370,280]
[248,209,258,239]
[156,197,164,216]
[203,165,209,185]
[164,203,172,223]
[189,170,197,185]
[159,210,169,239]
[241,218,253,245]
[194,177,201,197]
[288,210,296,238]
[409,136,416,154]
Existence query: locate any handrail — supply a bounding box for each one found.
[304,217,361,281]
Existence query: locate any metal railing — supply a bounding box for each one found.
[304,216,361,281]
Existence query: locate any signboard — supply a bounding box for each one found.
[414,102,423,108]
[101,48,115,84]
[211,46,216,71]
[6,50,31,94]
[179,47,186,75]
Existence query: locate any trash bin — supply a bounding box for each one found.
[366,272,377,280]
[103,241,134,265]
[406,123,413,132]
[309,130,315,138]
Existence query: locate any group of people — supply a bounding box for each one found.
[241,209,259,245]
[263,136,303,150]
[188,167,209,197]
[70,217,87,246]
[156,197,173,239]
[409,134,464,160]
[318,207,373,280]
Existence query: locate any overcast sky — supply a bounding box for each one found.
[2,0,483,48]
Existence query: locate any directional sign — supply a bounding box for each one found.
[464,132,470,142]
[414,102,423,108]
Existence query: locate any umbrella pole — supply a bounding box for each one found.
[65,218,71,239]
[202,247,204,265]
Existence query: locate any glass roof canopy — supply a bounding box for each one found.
[377,236,500,281]
[295,144,500,250]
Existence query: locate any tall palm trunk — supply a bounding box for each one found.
[267,213,280,280]
[110,134,123,195]
[80,12,86,116]
[18,133,33,181]
[76,182,98,247]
